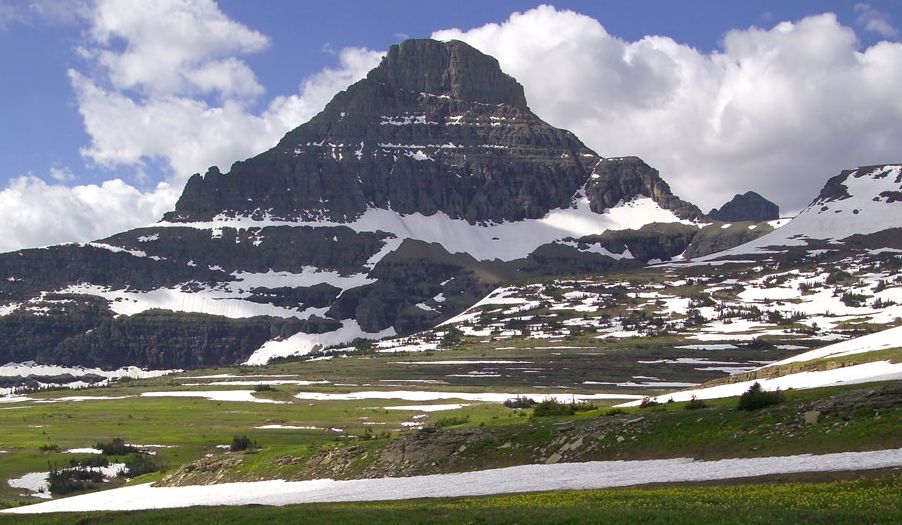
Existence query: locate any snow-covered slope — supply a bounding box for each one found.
[156,194,690,263]
[764,325,902,367]
[6,449,901,513]
[618,325,902,405]
[690,164,902,260]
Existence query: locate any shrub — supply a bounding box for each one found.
[39,443,60,452]
[253,384,274,392]
[532,399,596,417]
[602,408,627,417]
[95,438,137,456]
[440,327,464,347]
[124,453,162,477]
[840,292,869,307]
[825,270,853,285]
[69,456,108,468]
[503,396,537,409]
[737,382,785,411]
[47,466,103,495]
[533,400,573,417]
[230,435,259,452]
[684,396,707,410]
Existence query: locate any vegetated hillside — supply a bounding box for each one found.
[365,247,902,359]
[155,381,901,486]
[0,39,775,369]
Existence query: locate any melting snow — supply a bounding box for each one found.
[618,360,902,406]
[140,391,287,404]
[764,325,902,367]
[6,449,901,513]
[294,390,642,402]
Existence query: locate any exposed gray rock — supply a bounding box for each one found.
[708,191,779,222]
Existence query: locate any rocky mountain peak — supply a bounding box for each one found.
[366,39,529,108]
[585,157,703,220]
[708,191,779,222]
[813,164,902,205]
[166,38,597,225]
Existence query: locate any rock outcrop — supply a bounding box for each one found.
[708,191,779,222]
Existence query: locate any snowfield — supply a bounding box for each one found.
[245,320,396,365]
[157,195,695,263]
[763,325,902,367]
[617,360,902,406]
[140,391,287,404]
[0,362,179,380]
[692,165,902,259]
[294,390,644,402]
[615,325,902,406]
[5,449,901,514]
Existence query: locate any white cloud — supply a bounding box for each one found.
[0,175,177,252]
[434,6,902,212]
[0,0,87,28]
[70,45,381,179]
[48,165,74,181]
[88,0,269,98]
[0,0,380,252]
[855,3,898,37]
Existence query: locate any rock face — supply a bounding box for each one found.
[167,39,598,224]
[0,39,753,369]
[586,157,703,220]
[708,191,779,222]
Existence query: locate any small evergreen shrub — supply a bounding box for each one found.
[503,396,537,409]
[230,435,259,452]
[95,438,137,456]
[124,453,162,477]
[47,466,103,495]
[532,399,596,417]
[737,382,784,411]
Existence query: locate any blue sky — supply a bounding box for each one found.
[0,0,899,251]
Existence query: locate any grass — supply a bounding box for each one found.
[2,371,898,500]
[0,393,436,499]
[0,475,898,524]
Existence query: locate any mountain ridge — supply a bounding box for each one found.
[1,39,891,369]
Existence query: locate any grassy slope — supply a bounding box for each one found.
[0,475,899,524]
[60,382,900,486]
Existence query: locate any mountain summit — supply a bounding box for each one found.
[167,39,598,225]
[368,39,529,107]
[708,191,779,222]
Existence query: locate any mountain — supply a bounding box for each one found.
[690,163,902,262]
[708,191,779,222]
[0,39,822,369]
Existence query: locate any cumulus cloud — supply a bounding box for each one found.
[0,0,380,251]
[87,0,269,99]
[48,165,74,181]
[0,175,177,252]
[434,6,902,211]
[70,45,381,178]
[855,3,898,37]
[71,0,381,178]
